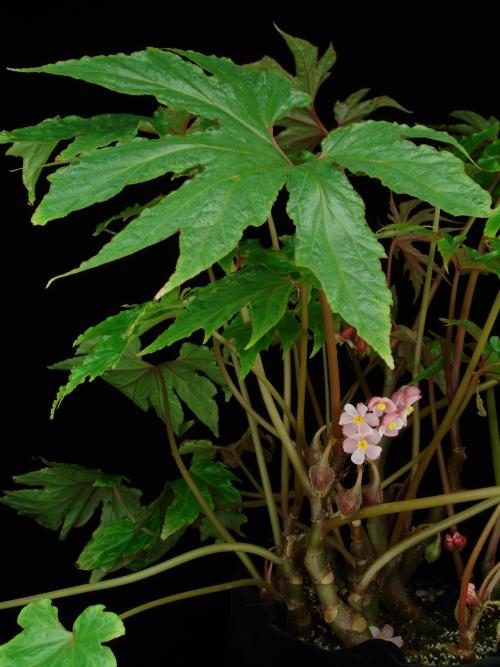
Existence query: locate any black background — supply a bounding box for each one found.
[0,8,498,665]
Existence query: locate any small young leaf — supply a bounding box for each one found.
[5,141,57,204]
[439,318,482,341]
[0,599,124,666]
[179,439,217,461]
[334,88,410,126]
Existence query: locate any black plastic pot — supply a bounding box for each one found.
[227,577,499,667]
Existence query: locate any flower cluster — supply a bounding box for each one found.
[340,385,421,465]
[444,529,467,552]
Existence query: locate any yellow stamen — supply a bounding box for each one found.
[407,406,414,416]
[376,402,386,411]
[353,415,364,425]
[389,421,397,430]
[357,439,368,450]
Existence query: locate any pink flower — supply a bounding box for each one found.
[339,403,379,436]
[343,430,382,465]
[466,583,480,608]
[367,396,397,417]
[391,385,421,425]
[444,530,467,552]
[369,624,404,648]
[379,412,405,437]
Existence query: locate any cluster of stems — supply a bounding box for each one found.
[0,209,498,661]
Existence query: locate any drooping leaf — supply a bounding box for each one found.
[199,509,248,542]
[0,599,124,666]
[286,160,393,366]
[334,88,410,126]
[48,304,147,416]
[0,461,139,540]
[5,141,57,204]
[275,311,301,356]
[102,343,222,435]
[143,267,294,356]
[322,120,492,217]
[437,233,467,269]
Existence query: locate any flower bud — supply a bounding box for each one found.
[304,448,322,466]
[444,530,467,552]
[466,582,480,608]
[354,336,367,352]
[340,326,355,340]
[424,533,442,563]
[309,464,335,497]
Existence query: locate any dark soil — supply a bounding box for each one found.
[301,574,499,665]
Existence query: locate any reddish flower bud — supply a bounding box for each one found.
[444,530,467,552]
[304,447,322,466]
[466,583,480,608]
[340,326,355,340]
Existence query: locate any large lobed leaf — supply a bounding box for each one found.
[322,120,492,217]
[0,461,141,540]
[0,599,124,666]
[286,160,393,366]
[102,342,223,435]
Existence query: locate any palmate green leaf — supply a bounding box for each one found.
[191,460,241,503]
[143,266,294,356]
[0,599,124,667]
[49,155,290,290]
[322,120,492,217]
[6,141,57,204]
[0,461,139,540]
[102,342,221,435]
[286,160,393,366]
[32,130,240,225]
[15,47,308,145]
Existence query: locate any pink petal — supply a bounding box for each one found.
[356,403,368,416]
[351,448,366,465]
[344,404,357,416]
[367,397,380,411]
[382,624,394,638]
[369,626,381,639]
[391,636,404,648]
[366,445,382,461]
[365,413,380,427]
[342,438,357,453]
[339,412,353,425]
[366,430,382,445]
[343,422,373,437]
